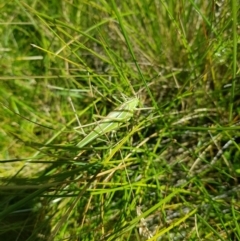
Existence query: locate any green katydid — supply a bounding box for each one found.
[76,97,139,148]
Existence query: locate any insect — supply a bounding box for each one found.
[76,97,139,148]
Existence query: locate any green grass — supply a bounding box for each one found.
[0,0,240,240]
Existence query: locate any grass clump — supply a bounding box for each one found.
[0,0,240,240]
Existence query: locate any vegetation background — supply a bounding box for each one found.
[0,0,239,240]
